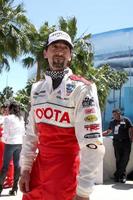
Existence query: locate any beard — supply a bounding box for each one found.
[51,56,66,70]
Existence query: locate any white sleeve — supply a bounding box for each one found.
[20,84,38,173]
[2,117,10,143]
[74,83,105,198]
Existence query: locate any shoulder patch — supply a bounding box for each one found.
[69,74,92,85]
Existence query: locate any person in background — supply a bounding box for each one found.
[103,108,133,183]
[0,105,14,189]
[0,102,25,196]
[19,30,105,200]
[0,106,4,170]
[0,105,9,116]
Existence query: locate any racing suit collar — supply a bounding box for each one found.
[45,67,72,81]
[44,67,73,96]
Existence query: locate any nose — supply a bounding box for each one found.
[58,52,64,56]
[55,50,64,56]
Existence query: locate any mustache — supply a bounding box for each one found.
[53,55,64,59]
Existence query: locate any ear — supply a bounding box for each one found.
[69,52,72,62]
[43,50,47,58]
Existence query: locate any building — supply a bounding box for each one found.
[91,27,133,129]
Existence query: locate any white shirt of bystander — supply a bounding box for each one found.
[2,114,25,144]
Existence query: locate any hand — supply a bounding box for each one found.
[102,130,108,136]
[73,195,90,200]
[102,129,111,136]
[19,170,30,193]
[102,132,106,136]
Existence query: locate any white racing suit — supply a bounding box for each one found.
[20,68,105,200]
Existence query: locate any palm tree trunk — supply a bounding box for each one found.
[36,62,41,81]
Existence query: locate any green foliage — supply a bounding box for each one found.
[109,70,128,90]
[85,65,111,111]
[22,22,56,81]
[58,16,77,41]
[15,78,35,112]
[0,0,35,71]
[0,86,14,106]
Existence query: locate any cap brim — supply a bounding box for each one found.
[47,39,73,48]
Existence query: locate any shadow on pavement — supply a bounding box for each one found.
[0,194,10,197]
[112,183,133,190]
[102,179,133,190]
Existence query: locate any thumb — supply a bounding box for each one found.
[25,180,30,192]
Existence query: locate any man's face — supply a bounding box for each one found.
[113,112,120,120]
[44,41,72,71]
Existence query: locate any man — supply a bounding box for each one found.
[103,108,133,183]
[19,30,105,200]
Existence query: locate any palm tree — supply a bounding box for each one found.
[15,78,35,122]
[22,22,56,81]
[15,78,35,109]
[0,0,35,72]
[116,70,128,109]
[0,86,14,105]
[107,69,128,108]
[58,17,93,75]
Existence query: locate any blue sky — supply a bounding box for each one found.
[0,0,133,93]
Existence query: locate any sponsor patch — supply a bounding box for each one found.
[33,90,46,98]
[82,97,95,107]
[35,107,70,123]
[86,143,97,149]
[66,83,75,95]
[84,132,101,139]
[84,114,98,122]
[84,124,100,131]
[96,141,103,145]
[85,107,96,114]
